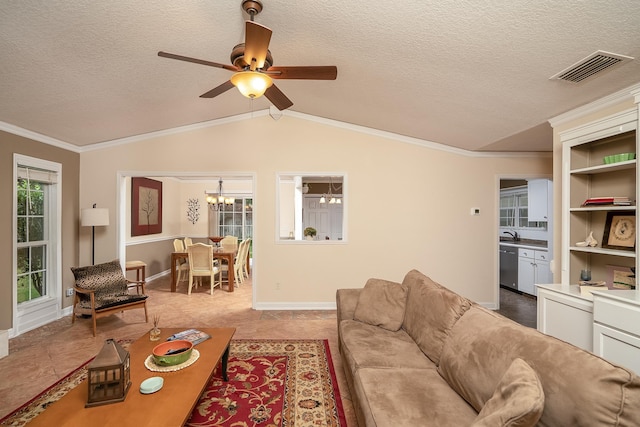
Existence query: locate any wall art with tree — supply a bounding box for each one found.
[131,177,162,236]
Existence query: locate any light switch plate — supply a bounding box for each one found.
[470,207,480,216]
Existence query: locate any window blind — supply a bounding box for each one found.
[17,166,58,184]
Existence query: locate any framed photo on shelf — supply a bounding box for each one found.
[606,265,636,290]
[131,177,163,236]
[602,211,636,251]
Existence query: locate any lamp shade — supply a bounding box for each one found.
[81,208,110,227]
[230,71,273,99]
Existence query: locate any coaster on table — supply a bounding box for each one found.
[144,349,200,372]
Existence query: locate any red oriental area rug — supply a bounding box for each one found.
[0,339,346,427]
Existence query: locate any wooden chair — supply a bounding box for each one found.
[220,235,238,250]
[71,260,148,336]
[187,243,221,295]
[173,238,189,288]
[241,238,252,280]
[233,239,251,286]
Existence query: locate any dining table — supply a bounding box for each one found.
[171,247,237,292]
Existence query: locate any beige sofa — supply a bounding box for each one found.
[337,270,640,426]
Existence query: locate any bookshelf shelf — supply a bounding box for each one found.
[562,117,638,287]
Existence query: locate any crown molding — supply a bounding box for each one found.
[80,110,269,152]
[284,110,547,159]
[2,109,547,159]
[548,82,640,128]
[0,121,81,153]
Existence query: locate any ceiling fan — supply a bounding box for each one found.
[158,0,337,111]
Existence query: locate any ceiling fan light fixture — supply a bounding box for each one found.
[230,71,272,99]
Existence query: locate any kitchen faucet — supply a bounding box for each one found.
[503,231,520,241]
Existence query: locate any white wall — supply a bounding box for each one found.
[80,114,551,307]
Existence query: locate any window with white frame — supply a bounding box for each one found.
[500,187,546,230]
[13,154,62,335]
[214,197,253,240]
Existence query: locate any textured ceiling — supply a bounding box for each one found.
[1,1,639,152]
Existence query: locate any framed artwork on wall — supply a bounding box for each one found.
[602,211,636,251]
[606,265,636,290]
[131,177,162,236]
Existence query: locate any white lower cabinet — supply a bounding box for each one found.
[537,286,640,372]
[518,249,551,296]
[537,285,593,351]
[593,292,640,374]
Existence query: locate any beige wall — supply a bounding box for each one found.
[80,115,551,307]
[0,131,79,329]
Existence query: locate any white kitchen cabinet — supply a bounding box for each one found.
[528,179,552,222]
[518,248,551,296]
[593,291,640,374]
[537,285,593,351]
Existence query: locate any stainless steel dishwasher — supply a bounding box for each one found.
[499,245,518,290]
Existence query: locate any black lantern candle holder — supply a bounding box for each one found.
[86,338,131,407]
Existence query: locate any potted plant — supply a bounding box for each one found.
[303,227,317,240]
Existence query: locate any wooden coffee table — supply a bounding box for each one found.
[28,327,235,426]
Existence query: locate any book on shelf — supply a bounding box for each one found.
[579,282,609,299]
[167,329,211,345]
[581,196,633,206]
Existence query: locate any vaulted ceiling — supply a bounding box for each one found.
[1,1,639,152]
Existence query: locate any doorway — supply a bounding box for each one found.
[117,172,256,306]
[497,176,553,311]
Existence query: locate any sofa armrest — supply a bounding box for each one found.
[336,288,361,324]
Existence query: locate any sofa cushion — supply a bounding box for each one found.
[340,319,436,371]
[353,278,408,331]
[438,305,640,426]
[471,358,544,427]
[401,270,471,364]
[354,367,478,427]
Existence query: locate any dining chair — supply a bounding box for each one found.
[183,237,193,247]
[220,235,238,250]
[173,238,189,289]
[187,243,221,295]
[241,238,252,280]
[218,236,238,286]
[231,239,248,287]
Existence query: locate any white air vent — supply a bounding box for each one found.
[550,50,634,83]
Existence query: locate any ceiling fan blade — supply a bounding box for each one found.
[158,51,238,72]
[265,84,293,110]
[267,66,338,80]
[199,80,235,98]
[244,21,272,69]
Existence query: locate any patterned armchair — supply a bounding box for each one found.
[71,260,148,336]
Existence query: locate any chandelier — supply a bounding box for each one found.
[206,179,235,210]
[320,178,342,204]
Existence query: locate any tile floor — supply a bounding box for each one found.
[1,275,537,425]
[0,274,357,425]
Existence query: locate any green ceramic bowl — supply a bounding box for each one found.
[152,340,193,366]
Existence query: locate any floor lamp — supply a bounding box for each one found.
[81,204,110,265]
